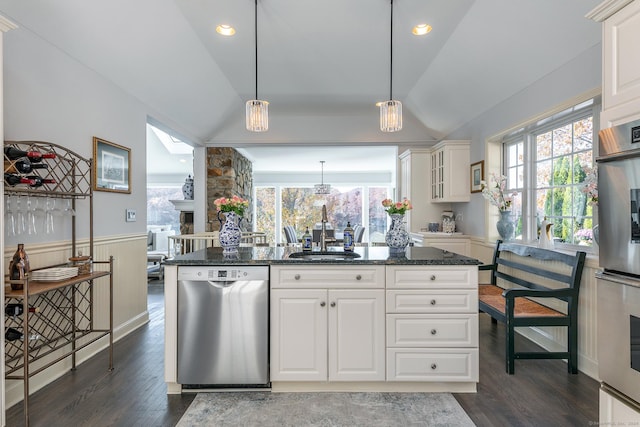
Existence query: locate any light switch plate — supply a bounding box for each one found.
[126,209,136,222]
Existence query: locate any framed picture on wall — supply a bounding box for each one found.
[93,137,131,193]
[470,160,484,193]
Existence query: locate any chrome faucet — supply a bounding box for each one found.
[321,204,328,251]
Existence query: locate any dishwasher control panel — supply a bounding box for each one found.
[177,266,269,282]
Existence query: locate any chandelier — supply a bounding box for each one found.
[314,161,331,195]
[377,0,402,132]
[246,0,269,132]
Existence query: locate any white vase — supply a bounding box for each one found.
[385,213,410,253]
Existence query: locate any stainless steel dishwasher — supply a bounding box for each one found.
[177,266,269,387]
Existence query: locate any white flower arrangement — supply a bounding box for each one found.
[480,173,518,212]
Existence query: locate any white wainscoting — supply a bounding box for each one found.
[471,238,599,379]
[3,233,149,407]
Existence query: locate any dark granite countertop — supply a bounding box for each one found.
[165,246,481,266]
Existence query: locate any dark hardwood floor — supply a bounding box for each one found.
[6,279,599,427]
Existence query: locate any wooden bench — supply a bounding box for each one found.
[478,240,586,374]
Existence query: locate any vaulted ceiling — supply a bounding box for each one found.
[0,0,601,149]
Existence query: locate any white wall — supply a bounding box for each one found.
[446,43,602,238]
[3,26,148,241]
[2,15,152,408]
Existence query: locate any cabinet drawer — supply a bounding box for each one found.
[386,314,478,347]
[271,266,384,289]
[386,266,476,289]
[386,289,477,313]
[387,348,479,382]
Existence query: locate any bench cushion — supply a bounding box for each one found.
[479,284,563,318]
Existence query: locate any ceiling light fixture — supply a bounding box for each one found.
[246,0,269,132]
[216,24,236,36]
[412,23,432,36]
[314,161,331,195]
[377,0,402,132]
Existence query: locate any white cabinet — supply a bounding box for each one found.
[603,0,640,113]
[399,149,447,232]
[427,239,470,256]
[430,141,470,203]
[270,266,386,382]
[385,266,478,382]
[589,0,640,128]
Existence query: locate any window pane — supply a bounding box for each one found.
[508,143,519,166]
[537,132,552,160]
[536,160,552,187]
[255,187,275,243]
[281,187,362,236]
[574,151,592,185]
[551,156,571,186]
[369,187,390,242]
[574,117,593,151]
[147,187,182,232]
[553,124,573,157]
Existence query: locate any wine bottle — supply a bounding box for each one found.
[4,147,56,163]
[4,304,39,317]
[25,175,56,187]
[4,173,37,186]
[4,158,49,174]
[4,327,41,341]
[29,152,56,164]
[5,327,22,341]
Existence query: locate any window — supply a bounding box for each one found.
[503,99,598,248]
[254,185,391,244]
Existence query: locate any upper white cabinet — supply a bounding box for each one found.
[430,141,470,203]
[603,1,640,112]
[398,149,446,232]
[589,0,640,127]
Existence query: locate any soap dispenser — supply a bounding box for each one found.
[302,227,312,251]
[343,222,354,252]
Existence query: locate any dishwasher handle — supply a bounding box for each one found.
[207,280,236,289]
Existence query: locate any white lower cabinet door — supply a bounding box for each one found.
[270,289,328,381]
[328,289,386,381]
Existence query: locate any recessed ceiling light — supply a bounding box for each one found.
[412,24,432,36]
[216,24,236,36]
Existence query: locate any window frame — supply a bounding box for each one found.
[501,99,599,251]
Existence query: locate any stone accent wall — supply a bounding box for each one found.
[206,147,253,231]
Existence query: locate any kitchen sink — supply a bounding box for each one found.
[288,251,361,260]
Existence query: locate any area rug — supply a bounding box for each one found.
[176,392,476,427]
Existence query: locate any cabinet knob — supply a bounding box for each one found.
[355,274,362,281]
[431,363,437,370]
[294,274,301,280]
[330,302,336,307]
[430,275,436,281]
[430,299,437,305]
[430,329,437,335]
[320,301,326,307]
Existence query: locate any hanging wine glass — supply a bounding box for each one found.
[45,197,55,234]
[63,199,76,216]
[33,198,46,234]
[26,196,37,235]
[5,195,16,236]
[15,196,26,235]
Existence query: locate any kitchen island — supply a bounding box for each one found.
[164,246,481,394]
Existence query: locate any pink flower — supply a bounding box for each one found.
[381,198,413,215]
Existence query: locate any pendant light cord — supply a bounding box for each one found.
[389,0,393,101]
[255,0,259,100]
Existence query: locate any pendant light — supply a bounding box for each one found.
[314,161,331,195]
[377,0,402,132]
[246,0,269,132]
